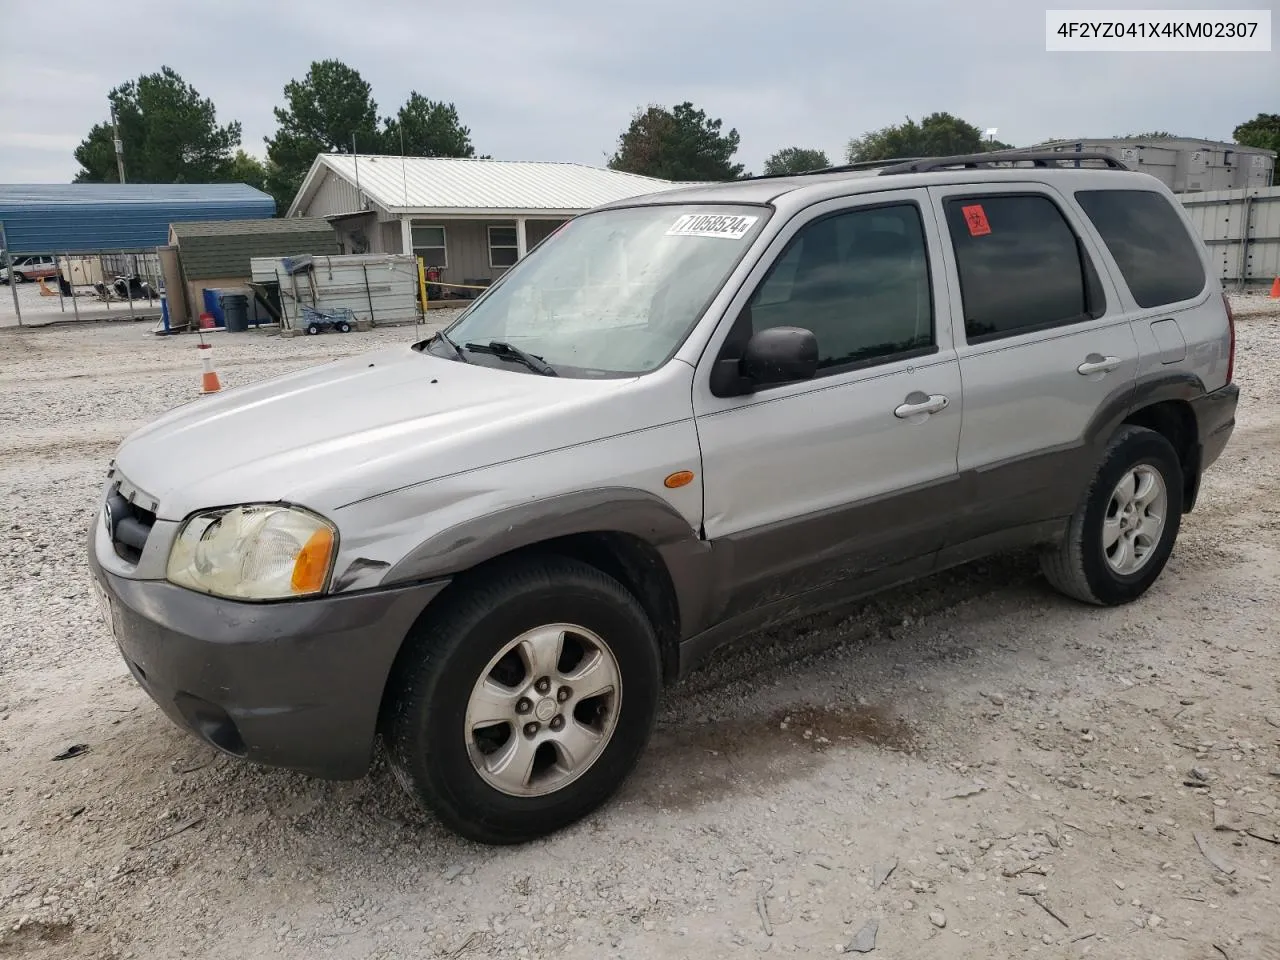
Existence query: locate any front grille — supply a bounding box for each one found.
[103,467,158,565]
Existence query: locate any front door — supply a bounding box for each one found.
[693,191,964,622]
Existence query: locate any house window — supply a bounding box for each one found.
[488,226,519,268]
[411,224,447,268]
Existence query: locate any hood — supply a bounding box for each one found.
[113,343,642,520]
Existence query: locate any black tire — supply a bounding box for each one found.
[383,555,661,844]
[1040,425,1183,606]
[336,320,351,333]
[306,322,321,335]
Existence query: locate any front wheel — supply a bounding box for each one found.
[1040,424,1183,606]
[383,555,661,844]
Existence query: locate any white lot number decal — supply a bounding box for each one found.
[666,214,758,240]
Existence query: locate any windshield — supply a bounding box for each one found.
[436,203,770,377]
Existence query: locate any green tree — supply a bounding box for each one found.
[73,66,241,183]
[1121,131,1177,139]
[226,150,270,191]
[608,101,745,181]
[264,59,380,213]
[763,147,830,175]
[1233,113,1280,154]
[381,92,477,158]
[846,112,1012,163]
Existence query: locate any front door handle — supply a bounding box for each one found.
[1077,354,1122,376]
[894,392,949,419]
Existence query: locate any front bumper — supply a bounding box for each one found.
[87,541,450,779]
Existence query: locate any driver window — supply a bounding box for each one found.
[748,202,935,372]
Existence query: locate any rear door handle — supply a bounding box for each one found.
[1077,354,1122,376]
[894,393,949,419]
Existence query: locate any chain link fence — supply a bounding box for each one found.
[2,249,165,327]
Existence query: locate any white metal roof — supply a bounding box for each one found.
[290,154,691,217]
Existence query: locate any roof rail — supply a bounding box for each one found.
[877,151,1130,175]
[811,157,928,174]
[738,157,926,182]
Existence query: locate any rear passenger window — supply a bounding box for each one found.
[748,202,934,373]
[944,194,1104,344]
[1074,189,1206,308]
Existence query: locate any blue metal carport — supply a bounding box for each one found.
[0,183,274,255]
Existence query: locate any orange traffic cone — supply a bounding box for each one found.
[198,342,222,394]
[1270,277,1280,299]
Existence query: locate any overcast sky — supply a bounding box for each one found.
[0,0,1274,183]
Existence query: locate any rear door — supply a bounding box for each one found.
[928,182,1139,547]
[1072,187,1228,395]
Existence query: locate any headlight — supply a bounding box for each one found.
[166,504,337,600]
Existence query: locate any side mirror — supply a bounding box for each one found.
[741,326,819,385]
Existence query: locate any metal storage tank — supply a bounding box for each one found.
[1011,138,1275,193]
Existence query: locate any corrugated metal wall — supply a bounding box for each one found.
[250,254,421,328]
[1019,141,1275,193]
[0,186,275,253]
[439,220,511,282]
[380,222,402,253]
[308,172,364,218]
[1180,186,1280,285]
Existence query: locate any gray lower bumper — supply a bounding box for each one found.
[88,545,449,779]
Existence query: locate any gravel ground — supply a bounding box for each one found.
[2,301,1279,960]
[0,281,162,329]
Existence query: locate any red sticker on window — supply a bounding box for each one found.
[961,204,991,237]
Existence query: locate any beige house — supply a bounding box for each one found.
[285,155,685,295]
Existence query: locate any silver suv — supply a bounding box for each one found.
[88,152,1239,844]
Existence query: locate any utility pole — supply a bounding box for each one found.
[111,104,126,183]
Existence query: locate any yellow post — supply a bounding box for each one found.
[417,256,427,311]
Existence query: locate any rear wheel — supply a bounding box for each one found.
[336,320,352,333]
[383,555,661,844]
[1041,425,1183,605]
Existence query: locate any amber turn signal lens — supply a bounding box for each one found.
[291,526,335,593]
[664,470,695,489]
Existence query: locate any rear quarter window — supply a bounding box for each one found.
[1074,189,1206,308]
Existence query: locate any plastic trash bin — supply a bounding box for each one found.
[202,288,226,328]
[222,293,250,333]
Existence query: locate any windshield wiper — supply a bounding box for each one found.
[463,340,558,376]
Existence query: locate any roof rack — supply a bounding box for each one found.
[738,157,926,182]
[876,151,1130,175]
[811,157,928,174]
